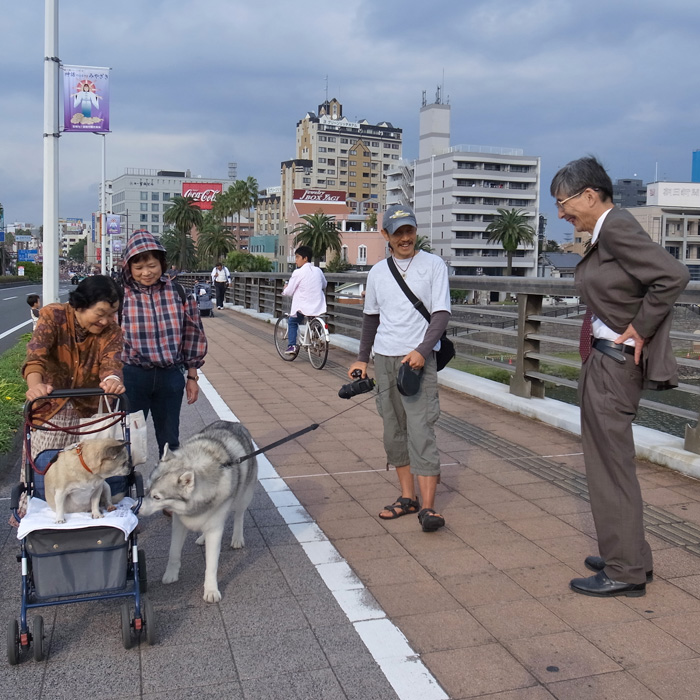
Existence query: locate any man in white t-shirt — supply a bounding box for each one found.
[349,204,451,532]
[210,262,231,309]
[282,245,327,353]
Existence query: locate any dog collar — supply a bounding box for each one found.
[75,444,94,474]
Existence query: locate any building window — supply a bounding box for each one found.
[151,225,159,234]
[319,158,327,163]
[319,147,327,152]
[349,150,357,155]
[328,136,336,142]
[303,178,311,184]
[152,214,159,222]
[140,214,148,222]
[140,203,148,211]
[340,138,349,144]
[358,245,367,263]
[151,203,159,212]
[342,245,348,262]
[140,192,148,200]
[327,159,335,166]
[327,180,336,185]
[162,193,171,200]
[349,181,356,187]
[151,192,159,200]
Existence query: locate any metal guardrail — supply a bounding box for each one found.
[179,272,700,454]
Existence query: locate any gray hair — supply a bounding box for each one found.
[550,156,613,202]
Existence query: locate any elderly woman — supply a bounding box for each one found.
[10,275,125,525]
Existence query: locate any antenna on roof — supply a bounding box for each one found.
[325,75,328,103]
[422,90,427,107]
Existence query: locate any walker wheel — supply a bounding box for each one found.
[142,596,156,646]
[7,619,20,665]
[120,603,133,650]
[32,616,44,662]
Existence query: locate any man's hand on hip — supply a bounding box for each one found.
[614,324,645,365]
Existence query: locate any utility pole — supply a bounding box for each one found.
[42,0,60,303]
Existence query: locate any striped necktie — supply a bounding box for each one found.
[579,309,593,362]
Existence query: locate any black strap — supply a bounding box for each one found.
[386,256,431,323]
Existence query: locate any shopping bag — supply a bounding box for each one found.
[79,396,123,441]
[127,410,148,466]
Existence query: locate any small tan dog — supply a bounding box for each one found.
[44,439,130,523]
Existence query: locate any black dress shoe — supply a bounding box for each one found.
[584,555,653,583]
[570,570,646,598]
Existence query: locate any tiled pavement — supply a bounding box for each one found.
[5,309,700,698]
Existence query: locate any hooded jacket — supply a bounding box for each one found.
[120,231,207,370]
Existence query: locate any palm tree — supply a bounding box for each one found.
[212,186,238,228]
[197,211,237,266]
[163,195,204,236]
[241,176,259,220]
[159,227,198,271]
[485,208,536,275]
[415,235,433,253]
[292,211,342,266]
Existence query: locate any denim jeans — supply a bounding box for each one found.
[287,312,305,346]
[123,365,186,457]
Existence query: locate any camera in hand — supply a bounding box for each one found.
[339,369,376,399]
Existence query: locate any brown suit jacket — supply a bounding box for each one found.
[575,207,690,389]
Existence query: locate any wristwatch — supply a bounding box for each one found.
[187,375,199,382]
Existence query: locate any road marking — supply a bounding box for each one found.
[3,296,17,300]
[0,320,32,340]
[199,372,448,700]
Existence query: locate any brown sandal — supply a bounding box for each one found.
[379,497,420,520]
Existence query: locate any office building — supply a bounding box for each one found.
[613,178,647,208]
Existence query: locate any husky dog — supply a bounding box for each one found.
[140,421,258,603]
[44,439,130,523]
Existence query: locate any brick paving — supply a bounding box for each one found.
[5,307,700,698]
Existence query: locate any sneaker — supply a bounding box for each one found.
[285,344,297,354]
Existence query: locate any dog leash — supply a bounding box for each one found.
[232,383,392,465]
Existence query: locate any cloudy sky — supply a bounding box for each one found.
[3,0,700,241]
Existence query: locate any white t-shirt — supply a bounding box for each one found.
[364,251,451,356]
[282,262,328,316]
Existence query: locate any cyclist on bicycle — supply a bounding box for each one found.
[282,245,327,354]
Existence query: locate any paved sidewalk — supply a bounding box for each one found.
[5,308,700,698]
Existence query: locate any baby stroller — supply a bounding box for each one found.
[194,280,215,317]
[7,388,154,664]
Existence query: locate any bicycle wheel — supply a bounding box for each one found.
[307,318,329,370]
[274,316,298,361]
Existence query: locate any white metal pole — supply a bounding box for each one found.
[100,133,106,274]
[42,0,59,303]
[429,154,435,247]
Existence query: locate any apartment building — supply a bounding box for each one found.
[412,99,540,279]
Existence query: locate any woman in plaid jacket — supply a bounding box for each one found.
[120,231,207,457]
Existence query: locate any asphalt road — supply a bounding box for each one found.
[0,283,71,355]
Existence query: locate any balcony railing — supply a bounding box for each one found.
[178,273,700,454]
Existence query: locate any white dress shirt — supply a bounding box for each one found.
[282,262,327,316]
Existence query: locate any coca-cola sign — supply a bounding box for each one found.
[182,182,222,210]
[293,189,346,203]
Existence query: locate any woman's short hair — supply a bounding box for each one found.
[69,275,123,310]
[128,250,166,275]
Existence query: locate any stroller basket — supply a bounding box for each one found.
[26,526,127,599]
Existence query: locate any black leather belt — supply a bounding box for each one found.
[592,338,635,363]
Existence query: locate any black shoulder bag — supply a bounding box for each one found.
[386,257,455,371]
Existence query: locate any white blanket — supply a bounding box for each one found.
[17,496,139,540]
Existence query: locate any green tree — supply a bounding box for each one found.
[197,211,237,267]
[159,227,198,271]
[241,176,259,220]
[163,195,204,236]
[292,212,342,266]
[365,210,377,230]
[225,250,273,272]
[415,235,433,253]
[325,253,352,273]
[68,238,86,262]
[543,239,562,252]
[485,208,536,275]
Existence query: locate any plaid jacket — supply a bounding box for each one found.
[121,231,207,370]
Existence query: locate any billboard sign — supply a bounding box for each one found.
[181,182,222,210]
[106,214,121,235]
[647,183,700,208]
[62,65,111,133]
[18,249,38,262]
[14,235,33,242]
[293,189,347,203]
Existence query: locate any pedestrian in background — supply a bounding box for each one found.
[211,261,231,310]
[551,156,689,598]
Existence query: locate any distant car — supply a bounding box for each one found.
[71,274,85,285]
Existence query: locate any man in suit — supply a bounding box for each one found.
[550,156,689,598]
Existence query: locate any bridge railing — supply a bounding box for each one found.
[178,272,700,454]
